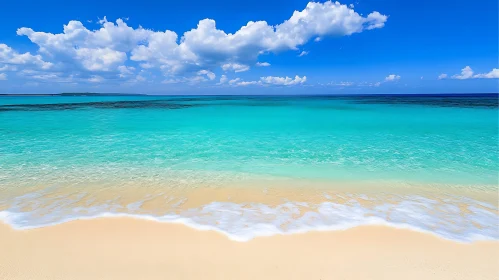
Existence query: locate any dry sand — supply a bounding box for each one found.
[0,218,497,280]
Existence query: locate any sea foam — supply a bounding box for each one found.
[1,192,497,243]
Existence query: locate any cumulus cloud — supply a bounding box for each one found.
[449,66,499,80]
[221,75,307,87]
[256,62,270,67]
[186,76,209,84]
[438,73,448,80]
[0,73,6,80]
[260,75,307,85]
[474,68,499,79]
[451,66,473,80]
[228,78,241,85]
[217,74,228,84]
[161,71,215,84]
[197,69,216,80]
[76,48,127,72]
[384,74,400,81]
[220,77,261,87]
[117,65,135,78]
[0,43,52,70]
[14,19,146,82]
[237,81,261,86]
[221,63,250,73]
[1,1,386,85]
[130,0,387,74]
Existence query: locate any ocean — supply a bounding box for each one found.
[0,94,498,242]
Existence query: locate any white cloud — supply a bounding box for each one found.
[446,66,499,80]
[298,51,309,57]
[161,72,215,84]
[118,65,135,78]
[237,81,260,86]
[438,73,448,80]
[256,62,270,67]
[385,74,400,81]
[260,75,307,86]
[373,82,381,87]
[474,68,499,79]
[272,2,386,50]
[365,12,387,30]
[186,76,208,84]
[0,43,52,70]
[228,78,241,85]
[4,1,386,84]
[197,69,216,80]
[224,78,262,87]
[221,63,250,73]
[0,73,6,80]
[217,74,228,85]
[224,75,307,87]
[76,47,127,72]
[451,66,473,80]
[314,37,322,42]
[16,19,151,75]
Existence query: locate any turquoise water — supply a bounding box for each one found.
[1,95,498,185]
[0,94,498,242]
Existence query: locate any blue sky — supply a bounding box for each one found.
[0,0,497,94]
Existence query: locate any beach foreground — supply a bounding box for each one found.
[1,218,497,280]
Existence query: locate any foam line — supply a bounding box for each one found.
[1,198,497,243]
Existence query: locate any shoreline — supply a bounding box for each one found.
[2,210,498,243]
[2,178,497,243]
[1,218,498,280]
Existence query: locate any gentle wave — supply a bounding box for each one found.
[1,193,497,243]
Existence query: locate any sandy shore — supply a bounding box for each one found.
[0,219,497,280]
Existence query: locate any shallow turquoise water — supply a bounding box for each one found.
[1,95,498,186]
[1,94,498,242]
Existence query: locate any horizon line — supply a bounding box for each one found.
[1,92,498,97]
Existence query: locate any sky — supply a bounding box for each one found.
[0,0,497,94]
